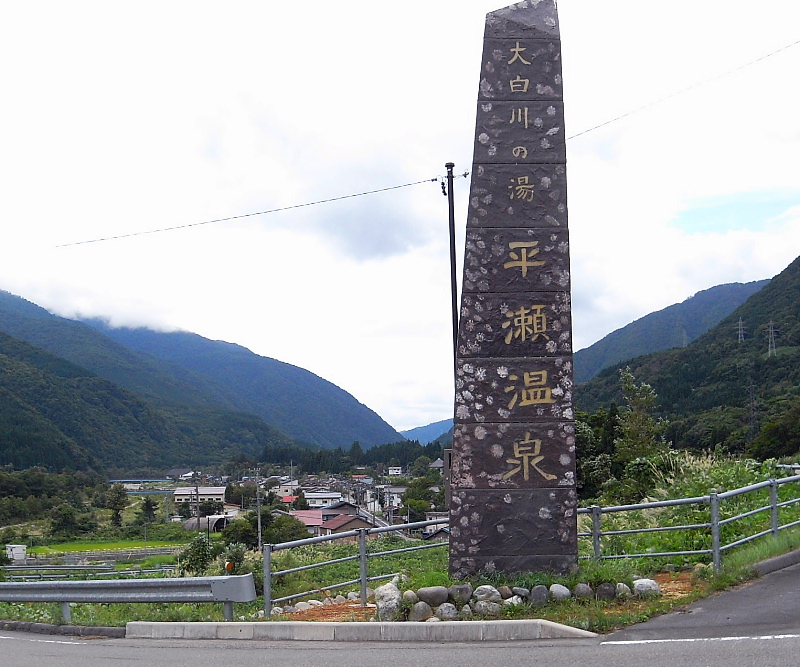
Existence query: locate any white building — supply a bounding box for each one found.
[173,486,226,515]
[275,480,300,496]
[5,544,26,561]
[304,491,343,508]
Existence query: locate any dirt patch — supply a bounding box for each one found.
[282,602,376,622]
[652,572,699,601]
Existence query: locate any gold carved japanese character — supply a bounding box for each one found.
[504,370,556,409]
[502,305,549,344]
[502,433,557,481]
[509,74,530,93]
[509,107,529,129]
[503,241,544,277]
[508,41,532,66]
[508,176,535,202]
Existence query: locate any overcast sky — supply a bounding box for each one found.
[2,1,799,432]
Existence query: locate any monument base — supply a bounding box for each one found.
[449,488,578,577]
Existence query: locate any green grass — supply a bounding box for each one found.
[29,539,189,555]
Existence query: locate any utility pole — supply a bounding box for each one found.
[255,468,263,551]
[445,162,459,373]
[193,473,200,529]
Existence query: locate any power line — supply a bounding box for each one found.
[55,37,799,248]
[567,37,800,140]
[55,176,453,248]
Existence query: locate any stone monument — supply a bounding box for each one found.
[449,0,577,577]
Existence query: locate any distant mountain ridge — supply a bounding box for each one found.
[574,280,770,383]
[0,328,298,473]
[401,418,453,444]
[0,291,403,463]
[83,320,403,450]
[575,257,800,456]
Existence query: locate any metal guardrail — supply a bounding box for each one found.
[262,519,447,614]
[577,474,800,571]
[0,573,257,622]
[22,547,180,563]
[5,566,176,581]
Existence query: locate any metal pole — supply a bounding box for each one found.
[591,505,602,560]
[358,529,368,607]
[770,478,779,536]
[256,469,263,551]
[445,162,459,371]
[710,492,721,572]
[263,544,273,617]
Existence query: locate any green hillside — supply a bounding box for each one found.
[0,330,300,475]
[574,280,769,383]
[82,322,404,449]
[0,291,404,450]
[576,256,800,457]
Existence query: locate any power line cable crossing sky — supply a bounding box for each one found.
[56,35,799,249]
[3,0,800,431]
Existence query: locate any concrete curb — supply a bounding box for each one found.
[124,618,597,641]
[752,547,800,576]
[0,619,125,638]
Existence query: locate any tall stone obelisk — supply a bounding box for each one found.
[450,0,577,577]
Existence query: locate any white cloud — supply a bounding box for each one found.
[1,0,799,431]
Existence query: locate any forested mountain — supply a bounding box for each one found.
[0,330,299,474]
[82,321,403,449]
[401,418,453,444]
[575,256,800,457]
[0,291,404,453]
[574,280,769,383]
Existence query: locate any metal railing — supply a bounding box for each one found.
[4,565,176,581]
[0,573,256,622]
[578,474,800,571]
[262,519,447,614]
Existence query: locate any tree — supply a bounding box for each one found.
[263,514,309,544]
[49,503,97,538]
[221,510,308,548]
[106,483,129,527]
[178,534,214,575]
[198,500,223,517]
[221,517,259,549]
[348,441,364,466]
[749,398,800,460]
[292,490,309,510]
[402,498,430,522]
[410,456,432,478]
[613,368,669,466]
[136,496,159,524]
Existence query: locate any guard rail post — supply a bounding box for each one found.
[710,491,721,572]
[263,543,273,617]
[770,478,779,536]
[358,528,368,607]
[591,505,602,560]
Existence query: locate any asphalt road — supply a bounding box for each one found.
[607,559,800,641]
[3,560,800,667]
[3,632,800,667]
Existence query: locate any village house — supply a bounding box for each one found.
[172,486,225,515]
